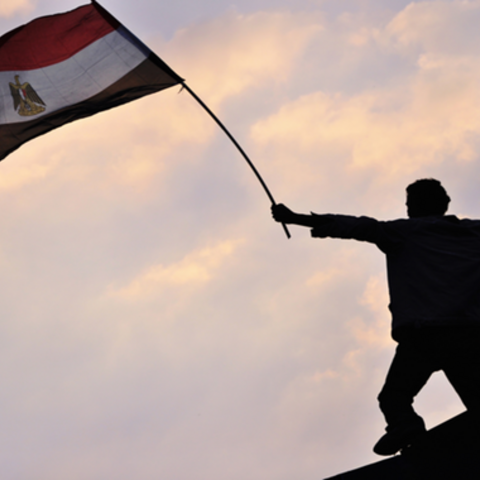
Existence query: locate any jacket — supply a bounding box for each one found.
[311,214,480,336]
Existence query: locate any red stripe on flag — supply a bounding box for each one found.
[0,4,116,72]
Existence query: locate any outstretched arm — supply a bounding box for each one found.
[271,204,333,228]
[272,205,396,249]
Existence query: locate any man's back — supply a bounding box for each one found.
[383,215,480,330]
[310,213,480,332]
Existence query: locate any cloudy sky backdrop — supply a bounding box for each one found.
[0,0,478,478]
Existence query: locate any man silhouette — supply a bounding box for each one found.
[271,179,480,455]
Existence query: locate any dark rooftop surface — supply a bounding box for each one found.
[324,411,480,479]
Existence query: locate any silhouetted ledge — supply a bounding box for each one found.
[324,411,480,479]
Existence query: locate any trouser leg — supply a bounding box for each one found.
[440,328,480,416]
[378,339,439,429]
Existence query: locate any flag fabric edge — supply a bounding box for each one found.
[92,0,183,84]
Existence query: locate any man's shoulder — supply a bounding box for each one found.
[418,215,480,228]
[384,215,480,226]
[383,216,480,241]
[455,216,480,225]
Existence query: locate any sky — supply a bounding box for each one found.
[0,0,478,478]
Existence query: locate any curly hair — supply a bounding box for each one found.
[406,179,450,217]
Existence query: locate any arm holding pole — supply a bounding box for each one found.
[271,204,334,229]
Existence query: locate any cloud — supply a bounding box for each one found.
[250,2,480,209]
[108,239,242,299]
[163,10,323,106]
[266,83,475,169]
[0,0,35,18]
[385,1,480,57]
[346,274,391,350]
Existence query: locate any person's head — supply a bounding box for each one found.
[406,179,450,218]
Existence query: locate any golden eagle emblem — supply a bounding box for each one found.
[9,75,46,117]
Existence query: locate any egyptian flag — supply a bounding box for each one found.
[0,1,183,160]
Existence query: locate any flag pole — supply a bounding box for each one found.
[181,82,291,239]
[91,0,289,238]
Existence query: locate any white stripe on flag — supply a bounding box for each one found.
[0,26,148,125]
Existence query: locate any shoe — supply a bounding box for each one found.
[373,420,426,456]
